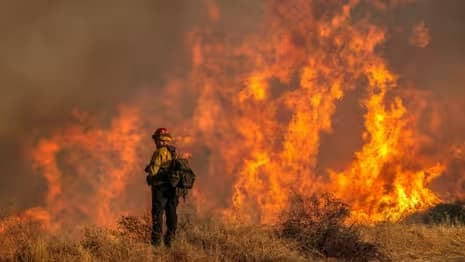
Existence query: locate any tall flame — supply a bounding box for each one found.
[189,0,445,223]
[329,64,444,222]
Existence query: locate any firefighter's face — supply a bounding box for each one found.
[154,138,166,148]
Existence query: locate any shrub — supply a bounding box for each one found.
[0,216,44,260]
[422,203,465,225]
[117,213,152,242]
[278,193,389,262]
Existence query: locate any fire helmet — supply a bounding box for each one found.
[152,128,172,142]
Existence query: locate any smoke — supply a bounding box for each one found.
[0,1,191,130]
[0,0,193,209]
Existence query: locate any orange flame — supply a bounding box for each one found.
[30,106,143,229]
[189,0,445,224]
[329,64,444,222]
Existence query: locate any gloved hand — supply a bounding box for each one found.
[146,174,154,186]
[144,165,151,173]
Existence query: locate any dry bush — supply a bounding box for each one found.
[0,216,44,260]
[278,193,389,262]
[116,213,152,243]
[404,202,465,226]
[423,203,465,225]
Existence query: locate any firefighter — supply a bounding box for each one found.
[144,128,179,247]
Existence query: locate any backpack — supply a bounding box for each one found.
[168,158,196,189]
[159,146,196,194]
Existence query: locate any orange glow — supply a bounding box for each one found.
[190,0,445,224]
[28,106,143,229]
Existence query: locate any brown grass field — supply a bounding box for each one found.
[1,196,465,262]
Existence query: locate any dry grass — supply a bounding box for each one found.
[2,200,465,261]
[0,213,305,262]
[360,223,465,261]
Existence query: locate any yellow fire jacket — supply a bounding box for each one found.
[147,146,173,177]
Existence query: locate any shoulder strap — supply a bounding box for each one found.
[165,145,177,158]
